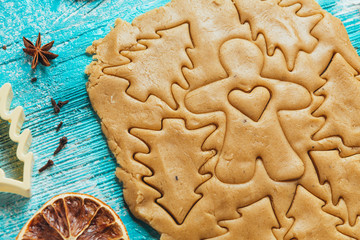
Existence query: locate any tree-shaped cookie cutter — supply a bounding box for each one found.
[0,83,34,197]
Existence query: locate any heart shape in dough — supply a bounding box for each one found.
[228,87,270,122]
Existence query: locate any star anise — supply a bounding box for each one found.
[23,33,58,69]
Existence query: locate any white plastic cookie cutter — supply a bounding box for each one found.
[0,83,34,197]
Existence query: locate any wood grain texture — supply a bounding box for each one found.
[0,0,358,239]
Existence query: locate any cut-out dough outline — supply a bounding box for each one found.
[129,118,217,225]
[103,23,195,110]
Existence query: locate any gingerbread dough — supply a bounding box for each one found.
[86,0,360,239]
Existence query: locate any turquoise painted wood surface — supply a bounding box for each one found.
[0,0,359,239]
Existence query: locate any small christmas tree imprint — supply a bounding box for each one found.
[233,0,322,70]
[285,185,352,240]
[130,118,216,224]
[103,23,193,109]
[313,54,360,147]
[211,197,279,240]
[310,150,360,226]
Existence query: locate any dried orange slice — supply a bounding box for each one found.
[17,193,129,240]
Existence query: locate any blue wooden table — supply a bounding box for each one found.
[0,0,359,239]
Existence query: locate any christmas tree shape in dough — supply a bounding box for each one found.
[211,197,279,240]
[285,186,353,240]
[310,150,360,226]
[130,119,216,224]
[103,23,193,109]
[313,54,360,147]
